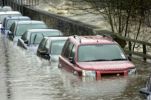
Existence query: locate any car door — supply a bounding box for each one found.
[59,40,76,72]
[37,39,50,59]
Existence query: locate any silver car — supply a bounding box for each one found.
[0,11,22,24]
[8,20,48,43]
[1,16,30,34]
[17,29,63,53]
[37,37,67,61]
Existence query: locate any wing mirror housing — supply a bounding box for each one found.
[140,88,150,96]
[39,49,50,60]
[8,31,12,35]
[24,40,28,44]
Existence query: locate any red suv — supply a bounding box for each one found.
[58,35,135,80]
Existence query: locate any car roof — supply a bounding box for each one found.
[69,35,116,45]
[45,37,68,41]
[26,29,60,33]
[5,16,30,20]
[2,6,12,11]
[14,20,45,25]
[0,11,21,15]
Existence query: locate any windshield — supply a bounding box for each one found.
[50,40,66,55]
[0,14,21,23]
[30,33,44,44]
[16,24,47,36]
[29,31,61,44]
[78,44,127,62]
[6,20,16,30]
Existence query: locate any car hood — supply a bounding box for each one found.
[76,61,135,70]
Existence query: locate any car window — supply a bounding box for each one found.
[30,33,44,44]
[78,44,126,62]
[38,38,47,50]
[21,32,28,41]
[15,23,47,36]
[2,18,7,27]
[10,23,15,33]
[6,19,15,30]
[61,40,70,56]
[31,24,47,29]
[45,40,50,50]
[16,24,29,36]
[50,40,66,55]
[69,45,75,58]
[7,19,30,30]
[64,42,74,58]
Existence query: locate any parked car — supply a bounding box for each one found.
[1,16,30,34]
[37,37,67,61]
[1,6,12,11]
[7,20,48,43]
[58,35,136,80]
[0,11,22,30]
[17,29,63,53]
[140,75,151,100]
[0,11,22,24]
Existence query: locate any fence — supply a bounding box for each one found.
[114,34,151,62]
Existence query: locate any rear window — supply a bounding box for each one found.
[6,19,29,30]
[29,31,61,44]
[15,23,47,36]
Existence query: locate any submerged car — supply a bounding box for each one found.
[17,29,63,53]
[1,6,12,11]
[0,11,22,24]
[8,20,48,43]
[140,76,151,100]
[58,35,136,80]
[37,37,67,61]
[1,16,30,34]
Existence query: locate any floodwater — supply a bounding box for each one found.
[0,33,150,100]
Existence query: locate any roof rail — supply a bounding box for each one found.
[96,34,113,40]
[73,35,81,43]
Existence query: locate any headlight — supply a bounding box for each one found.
[82,70,96,77]
[128,68,136,75]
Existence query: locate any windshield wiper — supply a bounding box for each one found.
[111,58,127,61]
[85,59,110,62]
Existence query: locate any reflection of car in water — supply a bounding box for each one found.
[140,75,151,100]
[59,35,136,80]
[59,69,129,99]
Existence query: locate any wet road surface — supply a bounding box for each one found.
[0,33,150,100]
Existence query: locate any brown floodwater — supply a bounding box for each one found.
[0,33,150,100]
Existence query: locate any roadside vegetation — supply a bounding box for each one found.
[83,0,151,39]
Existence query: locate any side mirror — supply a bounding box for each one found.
[39,49,50,60]
[24,40,28,44]
[8,31,12,35]
[140,88,150,95]
[69,57,75,64]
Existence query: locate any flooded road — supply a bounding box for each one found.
[0,33,150,100]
